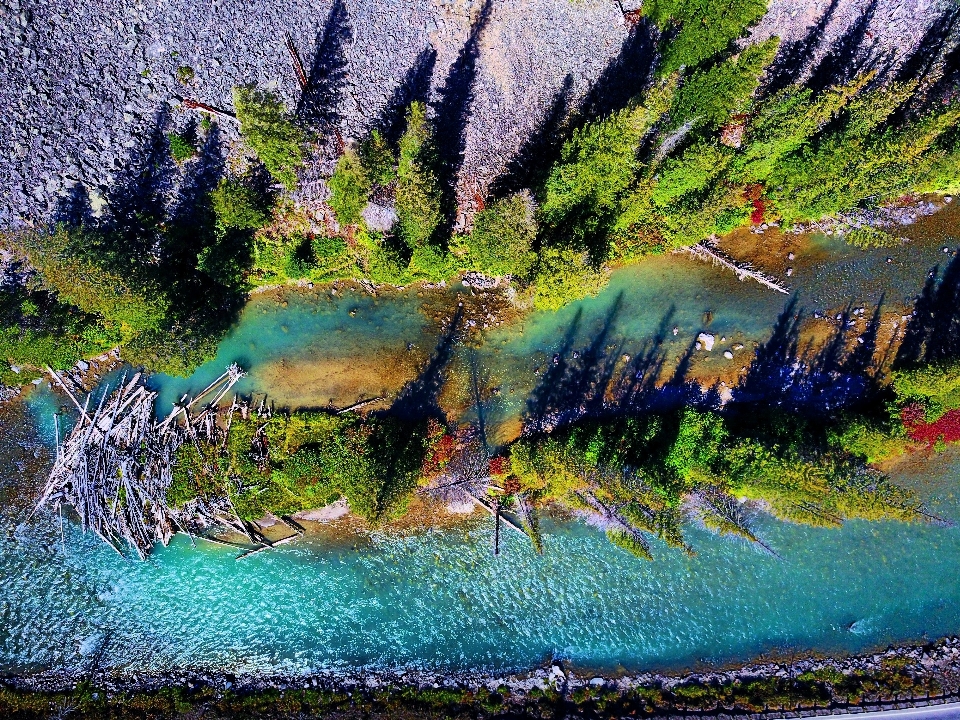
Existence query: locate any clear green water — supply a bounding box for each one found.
[8,230,960,676]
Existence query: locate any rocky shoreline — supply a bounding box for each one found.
[3,638,960,718]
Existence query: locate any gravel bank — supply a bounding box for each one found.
[5,637,960,718]
[0,0,956,231]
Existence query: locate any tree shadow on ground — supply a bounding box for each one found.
[806,0,880,94]
[764,0,842,94]
[375,47,437,147]
[430,0,493,238]
[488,74,575,202]
[488,21,656,207]
[896,6,960,88]
[895,251,960,367]
[577,19,657,124]
[296,0,352,133]
[52,183,94,228]
[387,306,464,422]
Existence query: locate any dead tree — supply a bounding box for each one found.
[676,239,790,294]
[35,365,246,559]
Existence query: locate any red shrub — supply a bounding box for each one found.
[488,456,509,475]
[901,405,960,446]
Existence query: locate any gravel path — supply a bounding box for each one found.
[0,0,955,231]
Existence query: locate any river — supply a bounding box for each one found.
[3,209,959,677]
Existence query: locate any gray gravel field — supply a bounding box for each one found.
[0,0,957,230]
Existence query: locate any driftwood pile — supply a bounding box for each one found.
[35,364,246,559]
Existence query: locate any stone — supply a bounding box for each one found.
[697,332,715,351]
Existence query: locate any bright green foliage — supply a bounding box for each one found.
[829,417,910,464]
[170,411,431,524]
[651,141,733,207]
[530,247,608,311]
[167,132,196,162]
[210,178,268,230]
[19,227,168,341]
[360,129,397,187]
[0,286,108,384]
[395,102,442,249]
[461,192,537,277]
[251,231,356,286]
[732,75,872,184]
[664,408,726,482]
[540,79,676,255]
[725,440,920,526]
[892,359,960,422]
[669,39,778,130]
[644,0,769,74]
[232,84,305,192]
[408,244,457,282]
[768,100,960,223]
[329,147,371,227]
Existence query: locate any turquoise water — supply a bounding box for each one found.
[7,228,960,676]
[2,451,959,675]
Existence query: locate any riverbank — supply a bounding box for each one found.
[3,638,960,719]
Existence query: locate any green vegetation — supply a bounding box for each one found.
[892,359,960,422]
[167,131,196,162]
[233,85,306,191]
[176,64,195,84]
[395,101,443,250]
[643,0,769,74]
[169,411,433,524]
[509,405,926,558]
[328,147,371,227]
[457,192,537,277]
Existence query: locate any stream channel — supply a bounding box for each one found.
[3,214,960,677]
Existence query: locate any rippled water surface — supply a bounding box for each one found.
[5,216,960,676]
[2,451,959,676]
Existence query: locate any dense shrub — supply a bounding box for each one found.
[644,0,769,74]
[461,192,537,277]
[395,102,442,249]
[328,147,371,227]
[210,178,268,230]
[167,131,196,162]
[233,84,306,191]
[530,246,608,311]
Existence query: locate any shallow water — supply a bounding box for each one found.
[2,450,959,676]
[7,219,960,676]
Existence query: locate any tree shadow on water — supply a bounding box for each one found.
[387,306,465,423]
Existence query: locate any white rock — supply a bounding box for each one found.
[697,332,715,351]
[723,350,734,360]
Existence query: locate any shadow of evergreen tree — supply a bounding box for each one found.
[895,251,960,367]
[375,46,437,147]
[764,0,842,94]
[430,0,493,239]
[296,0,353,132]
[488,74,575,202]
[51,183,94,228]
[387,306,464,422]
[806,0,879,94]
